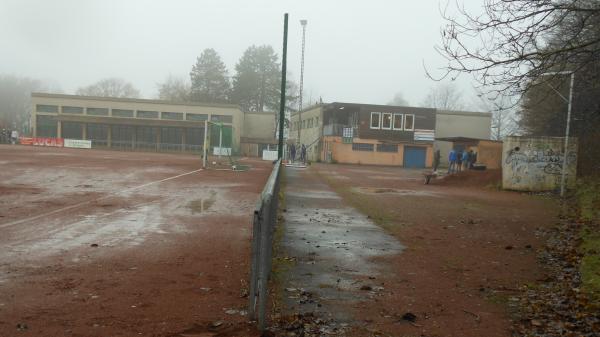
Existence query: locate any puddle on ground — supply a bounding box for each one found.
[353,186,439,197]
[369,175,419,181]
[286,190,341,199]
[187,191,217,213]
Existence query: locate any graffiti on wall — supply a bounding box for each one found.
[505,147,577,175]
[503,140,578,189]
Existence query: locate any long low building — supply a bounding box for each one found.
[31,93,244,153]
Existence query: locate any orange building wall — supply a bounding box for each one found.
[322,136,433,167]
[477,140,503,169]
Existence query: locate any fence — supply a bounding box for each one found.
[248,159,282,330]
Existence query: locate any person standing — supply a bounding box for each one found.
[301,144,307,164]
[290,144,296,163]
[433,149,441,172]
[462,150,470,171]
[456,150,463,172]
[448,149,457,173]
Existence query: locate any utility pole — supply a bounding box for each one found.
[540,71,575,197]
[277,13,288,159]
[297,19,307,144]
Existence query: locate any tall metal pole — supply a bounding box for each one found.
[298,19,307,144]
[560,72,575,197]
[218,123,223,159]
[203,120,208,168]
[277,14,288,160]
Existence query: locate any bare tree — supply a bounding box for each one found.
[76,78,140,98]
[157,75,191,102]
[420,83,464,110]
[473,92,521,140]
[433,0,600,95]
[0,75,60,134]
[387,92,410,106]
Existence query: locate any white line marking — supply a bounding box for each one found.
[0,168,204,229]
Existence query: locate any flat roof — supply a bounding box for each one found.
[31,92,241,109]
[436,136,500,143]
[436,109,491,117]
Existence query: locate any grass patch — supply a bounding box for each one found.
[580,226,600,301]
[575,178,600,222]
[574,177,600,302]
[269,168,295,315]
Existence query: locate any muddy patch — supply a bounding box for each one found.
[353,186,439,197]
[187,191,217,214]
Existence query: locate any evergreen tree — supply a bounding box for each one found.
[190,48,230,103]
[231,45,281,112]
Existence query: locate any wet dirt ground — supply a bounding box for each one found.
[0,145,271,336]
[276,164,557,337]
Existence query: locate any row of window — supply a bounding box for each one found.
[292,116,319,131]
[351,143,400,153]
[370,112,414,131]
[35,104,233,123]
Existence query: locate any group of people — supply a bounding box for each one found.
[0,129,18,144]
[289,143,307,164]
[447,148,477,173]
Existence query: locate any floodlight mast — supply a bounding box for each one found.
[297,19,307,144]
[540,71,575,197]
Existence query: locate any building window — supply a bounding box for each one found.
[404,114,415,131]
[187,113,208,121]
[36,104,58,113]
[112,109,134,118]
[302,120,306,129]
[352,143,374,151]
[393,113,403,130]
[162,111,184,120]
[315,117,319,126]
[377,143,398,152]
[211,115,233,123]
[36,115,57,137]
[87,108,109,116]
[370,112,381,129]
[62,122,83,139]
[382,113,392,130]
[137,110,159,119]
[61,106,83,114]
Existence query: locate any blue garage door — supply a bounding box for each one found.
[403,146,426,168]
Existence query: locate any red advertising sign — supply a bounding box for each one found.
[33,137,64,147]
[19,137,34,145]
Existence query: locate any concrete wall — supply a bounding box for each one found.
[290,105,323,161]
[435,110,492,165]
[502,136,578,191]
[31,93,243,151]
[323,136,433,167]
[243,112,276,140]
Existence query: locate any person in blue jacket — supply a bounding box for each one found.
[462,150,470,171]
[448,149,457,173]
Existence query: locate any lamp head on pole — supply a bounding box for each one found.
[300,19,307,26]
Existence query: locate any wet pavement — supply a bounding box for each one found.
[279,166,404,329]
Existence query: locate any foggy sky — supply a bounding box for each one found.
[0,0,484,106]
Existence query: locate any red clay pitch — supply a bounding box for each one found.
[0,145,270,336]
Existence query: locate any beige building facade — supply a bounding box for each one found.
[31,93,243,153]
[434,110,492,166]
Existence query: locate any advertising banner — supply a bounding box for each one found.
[64,139,92,149]
[414,129,435,142]
[19,137,34,145]
[32,137,64,147]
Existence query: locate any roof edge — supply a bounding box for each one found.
[31,92,241,109]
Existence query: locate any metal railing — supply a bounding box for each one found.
[88,139,204,153]
[248,159,282,331]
